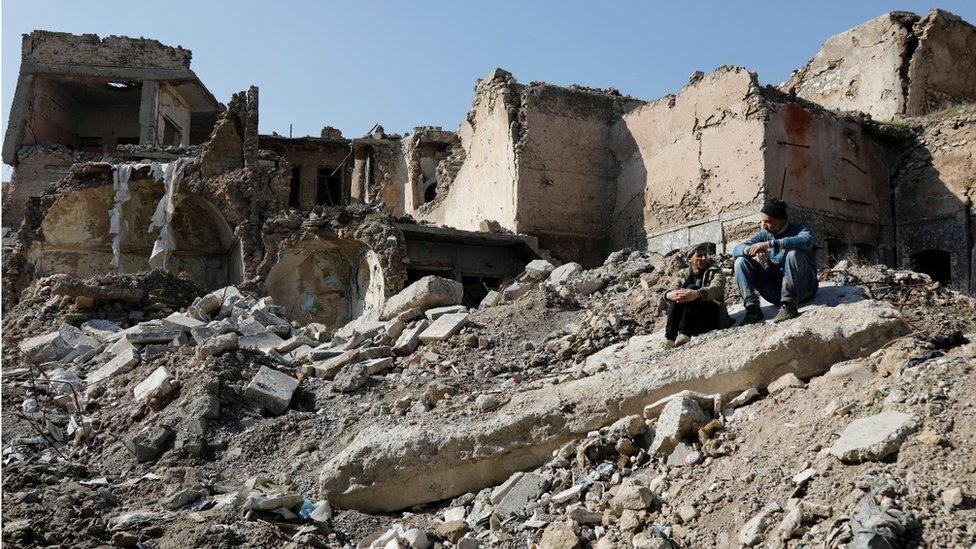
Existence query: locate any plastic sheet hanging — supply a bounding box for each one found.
[109,164,134,271]
[147,158,190,269]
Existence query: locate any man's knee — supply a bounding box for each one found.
[734,256,753,275]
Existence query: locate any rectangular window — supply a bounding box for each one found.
[288,166,302,208]
[162,116,182,146]
[315,166,344,206]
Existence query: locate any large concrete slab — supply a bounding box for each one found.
[319,298,906,512]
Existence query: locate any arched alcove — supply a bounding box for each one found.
[30,179,241,289]
[263,237,385,329]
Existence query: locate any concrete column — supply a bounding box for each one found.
[139,80,159,146]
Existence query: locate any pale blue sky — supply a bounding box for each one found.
[4,1,975,179]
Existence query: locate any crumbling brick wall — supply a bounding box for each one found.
[21,30,191,69]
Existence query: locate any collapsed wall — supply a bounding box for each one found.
[418,69,643,266]
[784,9,976,120]
[610,66,901,265]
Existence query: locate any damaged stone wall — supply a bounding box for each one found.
[515,83,642,266]
[892,107,976,290]
[401,126,461,213]
[611,67,767,253]
[20,30,192,69]
[418,69,642,266]
[417,70,522,233]
[785,9,976,120]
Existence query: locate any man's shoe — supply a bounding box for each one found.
[674,334,690,347]
[738,306,764,326]
[661,339,676,350]
[773,301,799,323]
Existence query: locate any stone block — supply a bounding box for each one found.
[239,332,285,353]
[86,348,139,385]
[494,473,547,517]
[547,262,582,286]
[381,276,463,320]
[523,259,554,281]
[393,320,430,356]
[418,313,468,343]
[81,319,122,341]
[479,290,502,308]
[311,349,361,379]
[767,373,804,394]
[134,366,174,402]
[161,312,205,331]
[650,396,710,456]
[363,357,394,375]
[196,333,239,359]
[125,325,183,345]
[245,366,299,415]
[827,411,919,463]
[425,305,468,320]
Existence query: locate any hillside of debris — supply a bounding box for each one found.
[2,245,975,548]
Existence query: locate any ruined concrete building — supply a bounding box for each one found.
[3,8,975,332]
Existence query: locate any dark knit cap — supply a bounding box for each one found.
[685,242,711,259]
[761,199,788,220]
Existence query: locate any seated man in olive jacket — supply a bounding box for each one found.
[662,243,731,349]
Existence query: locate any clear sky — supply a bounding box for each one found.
[3,1,975,179]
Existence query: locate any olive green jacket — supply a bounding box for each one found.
[671,262,732,328]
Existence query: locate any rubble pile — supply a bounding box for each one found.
[3,248,975,547]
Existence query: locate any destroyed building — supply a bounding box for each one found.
[2,9,976,549]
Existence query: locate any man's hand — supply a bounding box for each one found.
[746,240,771,257]
[666,289,700,303]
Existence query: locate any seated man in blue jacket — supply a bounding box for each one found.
[732,199,818,324]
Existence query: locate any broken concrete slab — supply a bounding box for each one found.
[238,332,285,354]
[418,313,468,343]
[134,366,174,402]
[245,366,299,415]
[81,319,122,341]
[425,305,467,321]
[86,348,139,385]
[650,397,710,456]
[827,411,920,463]
[19,324,97,363]
[196,332,238,359]
[523,259,555,281]
[363,357,394,375]
[318,299,906,512]
[125,325,183,345]
[381,276,464,320]
[495,472,547,517]
[393,320,430,356]
[311,349,361,379]
[161,312,205,332]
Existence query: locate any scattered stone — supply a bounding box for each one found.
[552,484,585,504]
[767,372,804,394]
[612,480,653,512]
[726,387,760,409]
[382,276,464,320]
[827,411,919,463]
[245,366,299,415]
[334,363,369,393]
[238,331,285,353]
[676,503,697,523]
[479,290,502,308]
[87,349,140,385]
[418,313,468,343]
[435,520,470,543]
[475,394,500,412]
[523,259,555,281]
[124,424,174,462]
[650,396,710,456]
[539,521,580,549]
[133,367,174,402]
[739,502,781,547]
[942,487,964,507]
[161,312,205,331]
[125,325,183,345]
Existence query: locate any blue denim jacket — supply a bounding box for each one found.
[731,221,815,266]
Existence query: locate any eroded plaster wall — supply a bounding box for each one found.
[263,237,385,329]
[762,95,895,261]
[906,10,976,116]
[22,30,191,69]
[515,85,636,266]
[27,180,239,289]
[418,73,520,232]
[611,67,767,253]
